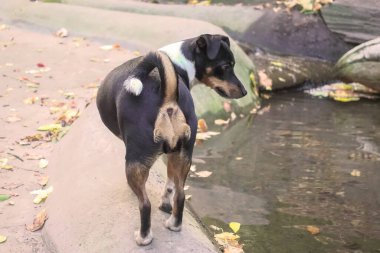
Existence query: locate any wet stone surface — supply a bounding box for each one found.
[188,92,380,253]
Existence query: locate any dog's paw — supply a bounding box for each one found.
[159,202,172,214]
[124,77,143,96]
[164,215,181,232]
[134,229,153,246]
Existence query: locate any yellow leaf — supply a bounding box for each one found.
[31,186,53,204]
[270,61,284,67]
[37,124,62,131]
[0,235,7,243]
[214,232,240,242]
[0,158,13,170]
[229,222,241,233]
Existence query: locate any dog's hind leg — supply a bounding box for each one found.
[125,161,153,246]
[159,168,175,214]
[164,152,191,232]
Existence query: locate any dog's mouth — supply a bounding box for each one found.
[214,87,229,98]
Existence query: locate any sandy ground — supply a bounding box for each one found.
[0,24,136,253]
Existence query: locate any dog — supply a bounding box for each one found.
[96,34,247,246]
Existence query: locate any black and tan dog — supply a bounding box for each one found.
[96,34,247,246]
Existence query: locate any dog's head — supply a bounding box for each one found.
[194,34,247,99]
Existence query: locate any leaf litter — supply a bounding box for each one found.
[31,186,53,204]
[26,209,48,232]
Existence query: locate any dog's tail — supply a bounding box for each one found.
[124,51,191,150]
[124,51,177,103]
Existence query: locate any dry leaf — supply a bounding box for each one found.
[195,170,212,178]
[230,112,237,121]
[198,119,208,133]
[350,169,361,177]
[37,124,62,131]
[0,158,13,170]
[23,97,39,105]
[6,116,21,123]
[39,176,49,186]
[306,225,320,235]
[214,119,230,126]
[185,194,192,200]
[209,225,223,232]
[257,105,271,115]
[31,186,53,204]
[224,246,244,253]
[184,185,190,191]
[99,44,120,51]
[55,28,68,37]
[196,131,220,140]
[190,165,197,172]
[39,159,48,169]
[0,235,6,243]
[229,222,241,233]
[63,92,75,99]
[235,157,243,161]
[223,102,232,112]
[26,209,48,232]
[258,70,272,91]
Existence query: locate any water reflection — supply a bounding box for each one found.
[189,92,380,252]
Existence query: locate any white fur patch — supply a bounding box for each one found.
[159,41,196,83]
[124,77,143,96]
[165,215,181,232]
[134,229,153,246]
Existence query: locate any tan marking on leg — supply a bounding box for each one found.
[164,152,191,232]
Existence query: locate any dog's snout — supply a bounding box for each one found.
[241,86,247,97]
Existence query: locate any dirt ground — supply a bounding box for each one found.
[0,24,136,253]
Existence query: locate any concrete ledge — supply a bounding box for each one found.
[43,103,218,253]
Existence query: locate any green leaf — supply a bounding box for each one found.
[0,194,11,202]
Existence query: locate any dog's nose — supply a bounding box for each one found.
[241,86,247,96]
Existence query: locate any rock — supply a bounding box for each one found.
[335,37,380,91]
[321,0,380,44]
[43,103,218,253]
[241,9,351,62]
[0,0,259,120]
[63,0,264,36]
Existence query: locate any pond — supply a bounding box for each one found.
[188,92,380,253]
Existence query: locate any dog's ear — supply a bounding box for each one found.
[196,34,229,60]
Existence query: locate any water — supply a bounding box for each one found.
[188,92,380,253]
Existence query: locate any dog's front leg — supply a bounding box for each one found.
[164,152,191,232]
[125,162,153,246]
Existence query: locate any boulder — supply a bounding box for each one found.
[335,37,380,91]
[321,0,380,44]
[241,9,351,62]
[42,103,219,253]
[0,0,258,120]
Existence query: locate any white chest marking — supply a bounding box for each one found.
[159,41,195,83]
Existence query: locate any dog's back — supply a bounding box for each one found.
[97,52,197,155]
